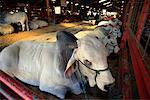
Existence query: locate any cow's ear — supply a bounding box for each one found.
[67,42,78,49]
[64,49,78,77]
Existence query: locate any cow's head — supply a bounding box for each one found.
[94,27,120,55]
[111,27,122,38]
[64,35,115,91]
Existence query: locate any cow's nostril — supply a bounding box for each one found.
[104,83,115,91]
[107,36,110,39]
[105,83,122,99]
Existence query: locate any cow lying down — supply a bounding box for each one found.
[0,24,14,35]
[0,31,115,99]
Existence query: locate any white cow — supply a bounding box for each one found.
[4,11,29,31]
[0,31,115,99]
[29,20,48,30]
[29,21,39,29]
[94,26,120,55]
[0,24,14,35]
[95,25,122,38]
[98,18,122,27]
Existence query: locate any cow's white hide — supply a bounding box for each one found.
[98,20,111,26]
[0,24,14,35]
[76,28,120,55]
[99,25,122,38]
[29,21,39,30]
[65,35,115,91]
[4,12,29,31]
[94,27,120,55]
[34,20,48,28]
[98,18,122,28]
[0,35,115,98]
[29,20,48,30]
[0,41,82,99]
[113,18,122,26]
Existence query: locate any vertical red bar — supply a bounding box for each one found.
[127,31,150,99]
[136,0,150,41]
[118,48,132,99]
[120,0,150,99]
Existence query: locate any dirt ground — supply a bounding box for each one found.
[0,21,120,99]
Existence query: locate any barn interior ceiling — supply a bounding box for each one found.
[0,0,128,12]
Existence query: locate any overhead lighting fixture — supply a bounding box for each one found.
[75,3,79,6]
[106,4,112,7]
[99,0,107,3]
[103,1,111,5]
[86,6,89,8]
[66,1,69,4]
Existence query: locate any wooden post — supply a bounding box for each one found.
[27,4,31,20]
[45,0,51,23]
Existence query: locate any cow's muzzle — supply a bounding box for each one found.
[104,83,122,99]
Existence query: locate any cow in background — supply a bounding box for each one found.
[0,11,29,31]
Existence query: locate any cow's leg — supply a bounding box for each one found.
[26,23,29,31]
[39,84,67,99]
[26,19,29,31]
[20,22,25,31]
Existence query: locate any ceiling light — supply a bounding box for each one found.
[86,6,89,8]
[75,3,79,6]
[103,2,111,5]
[66,1,69,4]
[81,5,84,8]
[106,4,112,7]
[99,0,107,3]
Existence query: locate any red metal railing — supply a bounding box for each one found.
[118,47,132,99]
[0,70,43,100]
[120,0,150,99]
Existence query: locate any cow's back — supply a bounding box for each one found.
[0,42,20,77]
[5,12,27,23]
[0,41,56,86]
[16,41,56,86]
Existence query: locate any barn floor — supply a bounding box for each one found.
[0,21,120,99]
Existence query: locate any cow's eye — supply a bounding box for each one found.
[84,60,92,67]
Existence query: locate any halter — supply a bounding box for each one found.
[105,41,118,49]
[78,60,109,83]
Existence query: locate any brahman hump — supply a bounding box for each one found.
[98,18,122,27]
[0,31,115,99]
[76,27,120,55]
